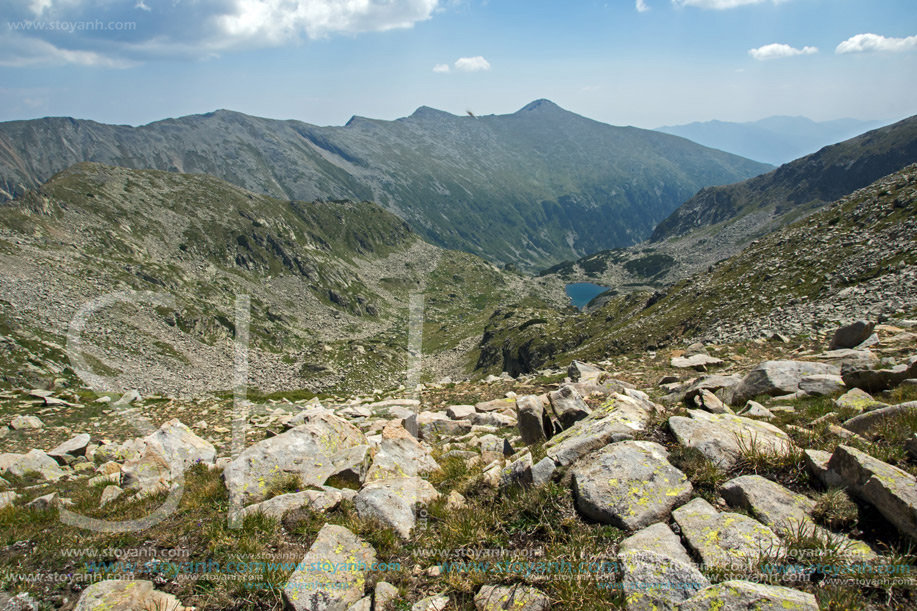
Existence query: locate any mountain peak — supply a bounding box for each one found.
[516,99,563,114]
[407,106,456,120]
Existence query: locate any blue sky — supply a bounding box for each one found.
[0,0,914,128]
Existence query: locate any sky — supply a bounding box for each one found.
[0,0,915,128]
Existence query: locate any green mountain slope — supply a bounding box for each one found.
[479,164,917,375]
[0,163,545,396]
[0,100,770,268]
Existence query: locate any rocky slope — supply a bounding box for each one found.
[0,101,771,268]
[0,321,915,610]
[0,163,552,397]
[482,164,917,376]
[540,114,917,291]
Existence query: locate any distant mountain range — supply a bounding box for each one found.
[0,100,770,268]
[656,116,885,166]
[538,114,917,291]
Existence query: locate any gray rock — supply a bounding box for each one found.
[374,582,400,611]
[0,491,19,509]
[667,410,796,470]
[816,349,880,369]
[26,492,60,510]
[733,361,840,404]
[681,375,743,405]
[531,456,556,486]
[822,445,917,540]
[672,498,781,569]
[546,393,659,467]
[843,402,917,436]
[143,418,216,471]
[446,405,476,420]
[475,584,550,611]
[619,550,709,611]
[677,581,818,611]
[798,374,846,397]
[571,440,692,531]
[803,448,833,482]
[121,446,172,495]
[842,358,917,393]
[328,444,372,486]
[737,401,774,420]
[854,333,880,350]
[365,434,438,483]
[830,320,876,350]
[346,597,372,611]
[671,354,723,370]
[354,477,439,539]
[619,522,693,566]
[500,452,533,489]
[0,449,65,481]
[99,485,123,507]
[474,398,516,412]
[113,390,141,406]
[9,415,43,430]
[568,360,603,383]
[693,388,732,414]
[411,595,449,611]
[834,387,886,412]
[74,579,190,611]
[282,524,376,611]
[516,395,551,445]
[547,385,592,428]
[48,433,91,464]
[242,489,343,519]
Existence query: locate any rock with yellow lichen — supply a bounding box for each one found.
[474,584,550,611]
[282,523,376,611]
[74,579,192,611]
[353,476,440,539]
[571,440,692,530]
[667,410,796,470]
[675,580,818,611]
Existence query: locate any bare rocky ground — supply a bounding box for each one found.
[0,319,915,611]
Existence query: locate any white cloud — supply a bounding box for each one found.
[636,0,650,12]
[0,33,134,68]
[673,0,791,9]
[836,33,917,54]
[433,63,450,73]
[454,55,490,72]
[748,43,818,60]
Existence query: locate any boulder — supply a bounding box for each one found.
[500,452,533,489]
[680,375,743,405]
[830,320,875,350]
[618,550,709,611]
[354,477,439,539]
[672,498,781,569]
[667,410,796,470]
[446,405,475,420]
[121,445,172,495]
[374,582,400,611]
[677,581,818,611]
[842,358,917,393]
[618,522,693,566]
[0,449,65,481]
[737,401,774,420]
[732,361,840,404]
[143,419,216,471]
[327,444,372,486]
[531,457,556,486]
[0,491,19,509]
[822,445,917,540]
[547,386,591,428]
[546,393,659,467]
[571,440,692,531]
[10,415,43,430]
[671,354,723,371]
[74,579,190,611]
[474,584,550,611]
[798,374,846,397]
[282,524,376,611]
[224,411,367,507]
[241,489,343,520]
[48,433,92,464]
[475,398,516,412]
[834,387,886,413]
[412,595,449,611]
[843,402,917,436]
[568,360,603,383]
[365,435,438,483]
[692,389,732,414]
[516,395,552,445]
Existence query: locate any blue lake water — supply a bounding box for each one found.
[565,282,610,309]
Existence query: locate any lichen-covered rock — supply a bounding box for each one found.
[412,594,449,611]
[241,489,343,520]
[500,452,533,489]
[834,387,887,412]
[571,440,692,531]
[224,410,367,507]
[619,522,694,566]
[672,498,781,569]
[282,524,376,611]
[0,449,65,481]
[843,402,917,436]
[676,580,818,611]
[354,477,439,539]
[143,418,216,471]
[365,434,438,482]
[798,374,846,397]
[548,385,592,428]
[74,579,191,611]
[823,445,917,540]
[474,584,550,611]
[9,415,43,430]
[668,410,796,470]
[546,393,659,467]
[733,360,840,404]
[121,445,172,495]
[619,550,710,611]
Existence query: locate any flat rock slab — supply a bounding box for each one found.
[48,433,91,462]
[619,522,694,567]
[816,349,880,370]
[824,445,917,540]
[74,579,191,611]
[842,358,917,393]
[571,440,692,531]
[668,410,796,470]
[733,360,840,404]
[547,393,659,467]
[798,374,846,397]
[672,498,781,569]
[671,354,723,370]
[241,489,343,520]
[354,476,440,539]
[677,580,818,611]
[834,387,886,413]
[283,524,376,611]
[843,402,917,436]
[0,449,65,481]
[618,550,709,611]
[224,410,367,507]
[474,584,550,611]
